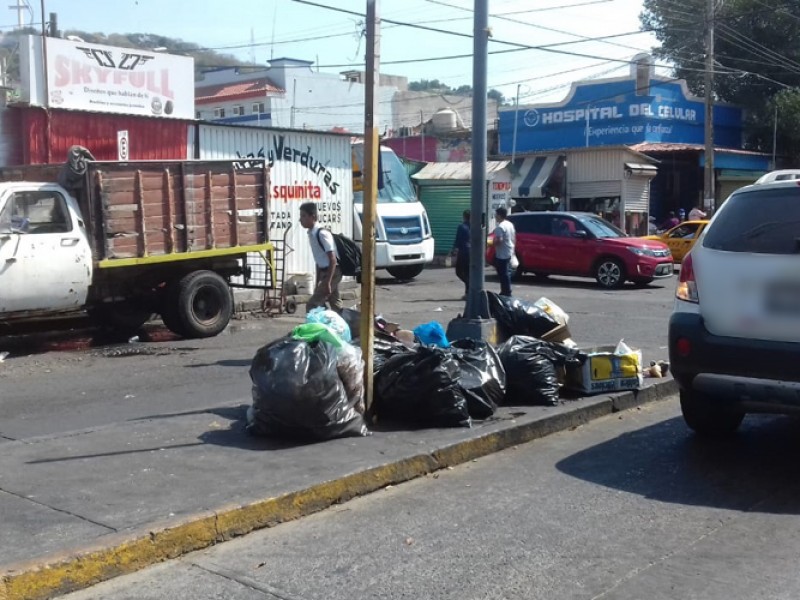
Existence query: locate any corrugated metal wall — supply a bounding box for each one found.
[568,180,622,198]
[567,149,625,181]
[16,107,190,164]
[418,184,471,255]
[190,123,354,278]
[623,176,650,212]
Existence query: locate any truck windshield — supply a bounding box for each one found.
[353,145,417,204]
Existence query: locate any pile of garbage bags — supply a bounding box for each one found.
[247,294,649,440]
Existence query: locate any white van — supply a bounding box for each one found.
[351,142,434,280]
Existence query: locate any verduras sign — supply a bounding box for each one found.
[40,37,194,119]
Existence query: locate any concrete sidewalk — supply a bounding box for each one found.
[0,375,677,600]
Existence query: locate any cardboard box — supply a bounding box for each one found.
[566,345,643,394]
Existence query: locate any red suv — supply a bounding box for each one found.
[487,211,673,289]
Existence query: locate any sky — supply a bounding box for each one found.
[12,0,667,106]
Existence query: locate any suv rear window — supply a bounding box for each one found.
[703,187,800,255]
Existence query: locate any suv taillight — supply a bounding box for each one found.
[676,253,699,303]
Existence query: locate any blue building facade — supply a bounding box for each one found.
[498,76,744,154]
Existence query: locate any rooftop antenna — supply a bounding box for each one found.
[269,2,277,61]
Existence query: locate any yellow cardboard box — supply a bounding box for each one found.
[567,345,643,394]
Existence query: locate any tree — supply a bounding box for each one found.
[407,79,506,104]
[641,0,800,161]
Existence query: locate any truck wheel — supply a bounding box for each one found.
[387,264,424,280]
[159,301,186,337]
[174,271,233,338]
[680,389,744,437]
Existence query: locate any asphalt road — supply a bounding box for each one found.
[0,266,676,440]
[59,398,800,600]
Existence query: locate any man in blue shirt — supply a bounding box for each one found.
[452,210,471,300]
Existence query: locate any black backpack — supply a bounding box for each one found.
[317,229,362,278]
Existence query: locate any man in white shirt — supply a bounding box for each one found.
[493,207,516,297]
[299,202,342,314]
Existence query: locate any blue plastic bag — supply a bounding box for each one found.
[413,321,450,348]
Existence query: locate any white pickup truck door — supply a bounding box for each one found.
[0,185,93,314]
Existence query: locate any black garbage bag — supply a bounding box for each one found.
[449,339,506,419]
[486,292,560,339]
[248,337,369,440]
[373,335,415,374]
[374,346,471,428]
[497,336,585,406]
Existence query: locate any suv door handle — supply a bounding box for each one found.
[61,237,80,247]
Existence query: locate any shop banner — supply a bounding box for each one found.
[45,37,194,119]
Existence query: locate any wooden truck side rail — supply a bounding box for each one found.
[0,159,271,268]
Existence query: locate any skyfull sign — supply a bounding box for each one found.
[43,37,195,119]
[498,77,743,154]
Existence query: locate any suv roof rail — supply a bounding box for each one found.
[754,170,800,184]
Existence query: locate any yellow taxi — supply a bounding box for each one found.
[643,220,710,263]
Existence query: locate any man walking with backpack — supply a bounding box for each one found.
[299,202,342,314]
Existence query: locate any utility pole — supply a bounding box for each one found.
[704,0,716,210]
[511,83,520,166]
[360,0,379,415]
[446,0,497,344]
[8,0,24,28]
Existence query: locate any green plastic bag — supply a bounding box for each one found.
[291,323,344,349]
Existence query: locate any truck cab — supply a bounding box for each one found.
[351,143,434,280]
[0,183,93,315]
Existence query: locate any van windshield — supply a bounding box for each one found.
[353,145,417,204]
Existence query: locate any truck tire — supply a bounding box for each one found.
[387,264,424,280]
[174,271,233,338]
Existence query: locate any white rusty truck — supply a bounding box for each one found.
[0,154,270,338]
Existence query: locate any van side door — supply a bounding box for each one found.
[0,186,93,314]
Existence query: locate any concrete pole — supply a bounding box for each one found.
[465,0,489,320]
[360,0,379,415]
[511,83,520,166]
[704,0,716,210]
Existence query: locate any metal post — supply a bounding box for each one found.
[511,83,520,165]
[360,0,379,415]
[772,103,778,170]
[466,0,489,320]
[40,0,51,163]
[704,0,716,210]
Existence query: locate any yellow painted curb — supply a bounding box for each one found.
[0,381,676,600]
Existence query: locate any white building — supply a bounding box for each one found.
[195,58,401,133]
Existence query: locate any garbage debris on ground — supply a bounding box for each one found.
[448,339,506,418]
[486,292,561,340]
[247,336,369,441]
[244,294,667,441]
[565,339,643,394]
[498,336,586,406]
[0,351,8,363]
[374,346,471,428]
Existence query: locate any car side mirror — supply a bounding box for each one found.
[572,230,589,240]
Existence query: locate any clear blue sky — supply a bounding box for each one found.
[13,0,664,105]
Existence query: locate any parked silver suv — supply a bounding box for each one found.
[669,172,800,436]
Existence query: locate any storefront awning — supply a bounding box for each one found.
[511,155,560,198]
[624,162,658,176]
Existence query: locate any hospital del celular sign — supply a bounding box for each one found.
[498,71,743,154]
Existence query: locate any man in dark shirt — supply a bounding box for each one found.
[452,210,471,299]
